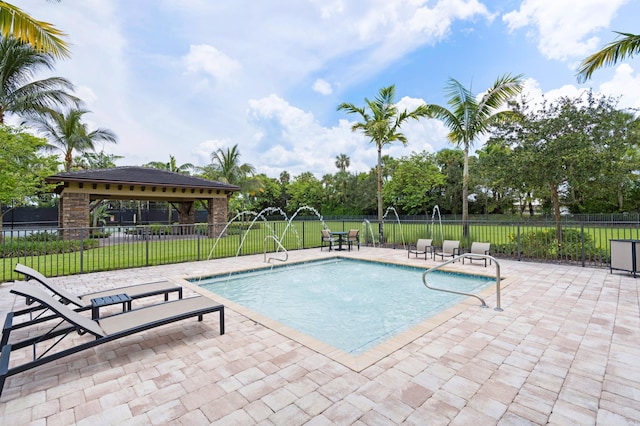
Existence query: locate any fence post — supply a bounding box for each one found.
[145,229,149,266]
[517,224,521,261]
[273,222,277,252]
[80,228,85,274]
[581,224,585,267]
[197,228,201,261]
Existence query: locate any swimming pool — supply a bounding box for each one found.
[194,258,494,355]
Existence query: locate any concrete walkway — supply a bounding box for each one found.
[0,247,638,425]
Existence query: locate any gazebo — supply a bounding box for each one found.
[46,167,240,239]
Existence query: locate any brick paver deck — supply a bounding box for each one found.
[1,247,638,425]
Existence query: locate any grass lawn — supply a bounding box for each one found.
[2,219,636,282]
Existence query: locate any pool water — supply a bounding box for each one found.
[196,258,494,355]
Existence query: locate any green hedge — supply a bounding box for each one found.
[0,232,99,258]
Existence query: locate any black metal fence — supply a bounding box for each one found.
[1,218,638,282]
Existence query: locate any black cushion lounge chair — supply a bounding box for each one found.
[0,282,224,397]
[15,263,183,308]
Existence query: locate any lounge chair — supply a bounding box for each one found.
[463,242,492,266]
[346,229,360,251]
[0,282,224,397]
[320,229,335,251]
[408,239,433,260]
[14,263,183,311]
[433,240,462,261]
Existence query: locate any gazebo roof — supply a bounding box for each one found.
[46,167,240,192]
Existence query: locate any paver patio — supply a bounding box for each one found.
[0,247,638,425]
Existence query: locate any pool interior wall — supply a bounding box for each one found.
[185,258,499,371]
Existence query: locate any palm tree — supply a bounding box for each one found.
[0,1,70,59]
[144,155,194,175]
[335,153,350,172]
[74,150,123,169]
[337,85,428,240]
[335,154,350,206]
[0,37,77,124]
[143,155,194,223]
[198,144,262,214]
[577,32,640,82]
[425,74,523,238]
[29,107,117,171]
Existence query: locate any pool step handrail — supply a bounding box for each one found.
[263,236,288,263]
[422,253,502,311]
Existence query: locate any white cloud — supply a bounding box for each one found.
[183,44,242,81]
[74,86,98,108]
[312,79,333,95]
[503,0,629,61]
[310,0,344,18]
[192,139,233,164]
[247,94,383,176]
[599,64,640,110]
[18,0,637,180]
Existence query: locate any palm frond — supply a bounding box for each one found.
[476,73,524,122]
[0,1,70,59]
[577,32,640,82]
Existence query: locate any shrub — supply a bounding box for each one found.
[0,237,99,258]
[503,228,609,262]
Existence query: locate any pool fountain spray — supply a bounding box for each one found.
[381,206,406,250]
[431,205,444,245]
[362,219,377,248]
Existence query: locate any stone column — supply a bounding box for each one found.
[60,192,90,240]
[207,197,228,237]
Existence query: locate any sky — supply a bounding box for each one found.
[20,0,640,179]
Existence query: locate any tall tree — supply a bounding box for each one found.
[74,150,122,170]
[144,155,193,175]
[0,124,59,240]
[577,31,640,82]
[494,93,637,240]
[29,107,117,171]
[0,1,70,59]
[334,153,351,207]
[286,172,324,213]
[425,74,523,238]
[337,85,428,241]
[0,37,76,124]
[335,153,350,171]
[198,144,262,214]
[143,155,194,223]
[434,148,464,215]
[382,151,445,216]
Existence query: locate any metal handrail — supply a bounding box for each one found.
[263,236,288,263]
[422,253,502,311]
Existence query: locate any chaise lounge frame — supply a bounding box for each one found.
[15,263,183,308]
[0,283,224,398]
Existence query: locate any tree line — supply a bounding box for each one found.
[1,2,639,236]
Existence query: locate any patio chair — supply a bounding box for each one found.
[408,239,433,260]
[346,229,360,251]
[462,242,492,266]
[0,282,224,397]
[433,240,462,261]
[320,229,335,251]
[14,263,183,310]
